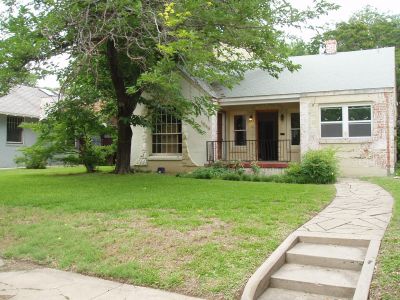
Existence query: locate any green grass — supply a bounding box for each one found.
[0,167,334,299]
[367,178,400,300]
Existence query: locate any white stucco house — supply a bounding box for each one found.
[131,47,397,177]
[0,85,57,168]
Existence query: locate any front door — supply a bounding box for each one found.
[257,112,278,161]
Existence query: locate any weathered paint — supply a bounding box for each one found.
[300,89,396,177]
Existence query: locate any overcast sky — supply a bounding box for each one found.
[1,0,398,88]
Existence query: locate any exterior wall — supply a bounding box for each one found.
[300,89,396,177]
[221,102,300,162]
[0,114,38,168]
[130,77,215,173]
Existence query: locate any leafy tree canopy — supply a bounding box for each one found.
[0,0,337,173]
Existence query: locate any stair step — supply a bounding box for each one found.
[259,288,350,300]
[270,264,360,298]
[286,242,367,270]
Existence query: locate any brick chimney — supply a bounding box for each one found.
[324,40,337,54]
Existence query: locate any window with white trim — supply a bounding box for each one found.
[320,105,372,138]
[152,111,182,154]
[321,107,343,137]
[234,115,246,146]
[7,116,24,143]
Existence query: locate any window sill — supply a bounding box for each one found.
[319,137,372,144]
[6,142,24,146]
[148,155,182,161]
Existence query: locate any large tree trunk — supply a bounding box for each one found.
[106,39,138,174]
[115,113,133,174]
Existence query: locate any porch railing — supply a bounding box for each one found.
[206,139,291,163]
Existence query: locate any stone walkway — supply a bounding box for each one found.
[297,178,393,240]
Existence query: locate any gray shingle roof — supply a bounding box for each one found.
[217,47,396,99]
[0,85,57,118]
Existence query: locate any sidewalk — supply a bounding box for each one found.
[0,260,202,300]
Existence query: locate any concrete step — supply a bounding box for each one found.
[286,242,367,270]
[259,288,350,300]
[270,263,360,298]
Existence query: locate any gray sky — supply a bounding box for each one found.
[1,0,398,88]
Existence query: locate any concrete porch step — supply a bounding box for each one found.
[286,242,367,270]
[270,263,360,298]
[259,288,350,300]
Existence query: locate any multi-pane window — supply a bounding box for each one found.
[291,113,300,145]
[234,115,246,146]
[320,105,372,138]
[321,107,343,137]
[152,112,182,154]
[7,116,23,143]
[348,106,371,137]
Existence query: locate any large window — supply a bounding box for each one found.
[7,116,23,143]
[234,115,246,146]
[152,111,182,154]
[291,113,300,145]
[320,105,371,138]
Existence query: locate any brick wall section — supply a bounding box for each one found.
[300,89,396,177]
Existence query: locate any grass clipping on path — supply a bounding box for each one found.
[0,167,334,299]
[368,178,400,300]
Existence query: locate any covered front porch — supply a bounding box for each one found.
[207,101,300,165]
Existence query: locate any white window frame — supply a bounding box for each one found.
[151,111,182,156]
[319,104,372,139]
[6,115,24,144]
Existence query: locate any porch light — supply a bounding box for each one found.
[280,113,284,121]
[249,115,253,122]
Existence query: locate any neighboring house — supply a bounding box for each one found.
[0,85,57,168]
[131,46,397,177]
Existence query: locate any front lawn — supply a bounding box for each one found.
[368,178,400,300]
[0,167,334,299]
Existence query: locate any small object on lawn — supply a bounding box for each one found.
[157,167,166,174]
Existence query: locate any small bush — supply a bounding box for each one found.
[190,166,232,179]
[241,174,253,181]
[15,145,51,169]
[250,161,261,176]
[300,149,338,184]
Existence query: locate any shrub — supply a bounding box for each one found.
[222,173,241,181]
[250,161,261,176]
[190,166,232,179]
[285,148,338,184]
[241,174,253,181]
[15,145,50,169]
[301,148,338,184]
